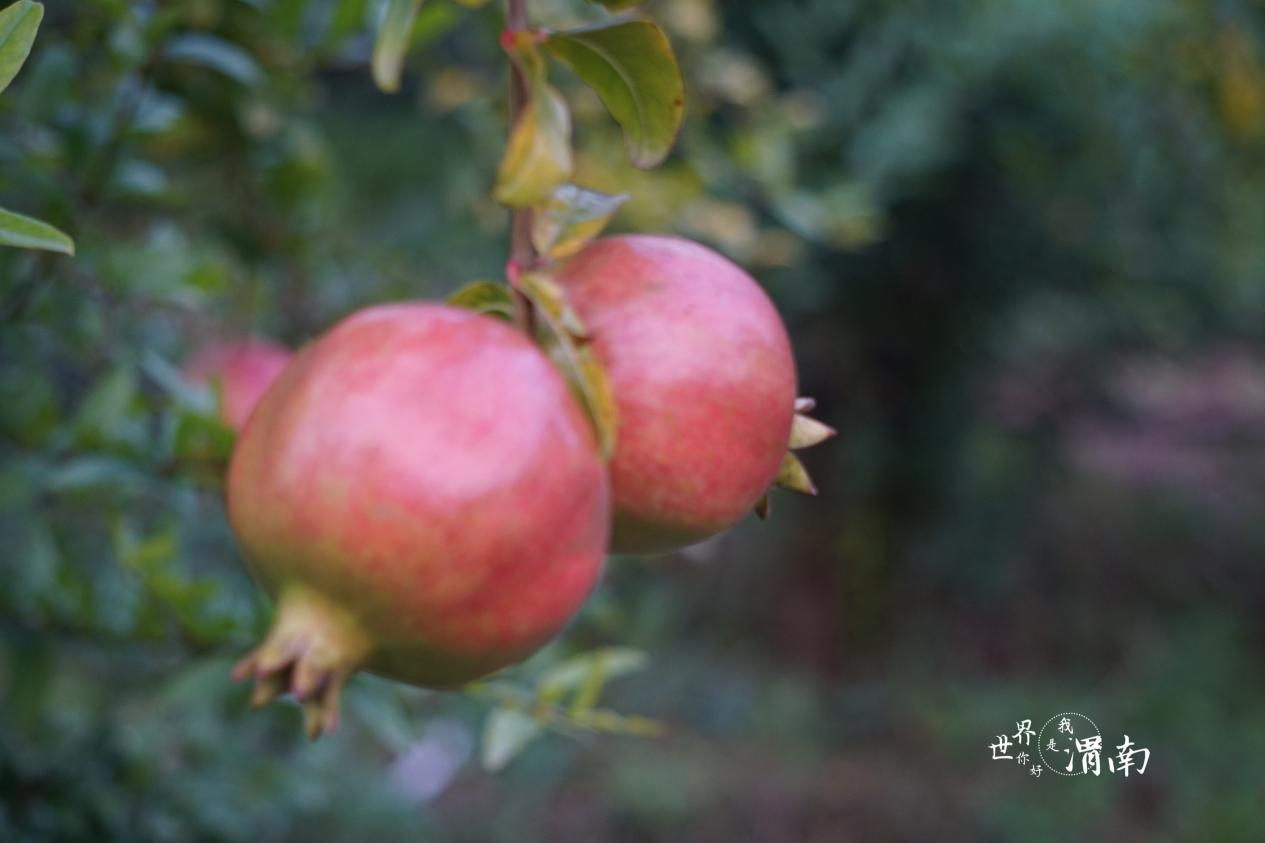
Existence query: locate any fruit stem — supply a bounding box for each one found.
[506,0,537,335]
[232,586,372,739]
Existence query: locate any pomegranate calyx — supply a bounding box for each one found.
[788,413,836,451]
[231,587,371,740]
[775,452,817,497]
[768,397,833,501]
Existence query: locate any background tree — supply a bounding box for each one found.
[2,0,1264,839]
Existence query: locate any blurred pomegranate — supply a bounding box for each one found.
[185,338,292,431]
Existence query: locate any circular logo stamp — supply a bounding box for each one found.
[1037,712,1101,776]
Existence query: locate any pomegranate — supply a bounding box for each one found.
[227,304,609,736]
[555,235,811,555]
[186,338,292,431]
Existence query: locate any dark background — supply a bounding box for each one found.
[2,0,1264,839]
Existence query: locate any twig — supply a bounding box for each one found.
[506,0,536,334]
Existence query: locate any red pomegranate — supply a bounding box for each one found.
[186,338,292,431]
[227,304,609,736]
[555,235,799,554]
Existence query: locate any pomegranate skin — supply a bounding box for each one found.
[555,235,798,555]
[186,338,292,431]
[228,304,609,694]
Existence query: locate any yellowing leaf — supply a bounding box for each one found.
[495,33,574,207]
[520,270,587,340]
[447,280,515,320]
[570,708,665,737]
[0,0,42,95]
[520,272,617,458]
[532,184,628,258]
[547,19,684,168]
[372,0,426,93]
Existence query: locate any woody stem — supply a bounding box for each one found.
[506,0,536,334]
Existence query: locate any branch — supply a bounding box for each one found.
[506,0,536,333]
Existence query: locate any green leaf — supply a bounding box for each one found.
[520,272,618,458]
[532,184,628,259]
[495,33,573,208]
[172,410,236,467]
[344,683,422,753]
[164,34,263,86]
[116,524,179,576]
[0,0,40,95]
[0,206,73,254]
[140,352,217,416]
[74,366,139,446]
[546,19,684,169]
[372,0,425,93]
[44,457,144,494]
[481,706,542,772]
[537,648,649,714]
[447,280,515,320]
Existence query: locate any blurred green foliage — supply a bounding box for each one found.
[2,0,1265,840]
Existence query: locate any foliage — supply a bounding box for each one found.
[2,0,1265,839]
[0,1,71,253]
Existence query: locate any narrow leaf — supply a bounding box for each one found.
[546,19,684,168]
[571,660,608,715]
[0,0,41,95]
[481,707,542,772]
[372,0,425,93]
[495,33,573,207]
[0,206,73,254]
[788,414,836,450]
[164,34,263,86]
[140,351,217,416]
[74,367,138,444]
[571,352,618,458]
[520,272,617,458]
[447,280,515,320]
[776,452,817,496]
[532,184,629,258]
[570,651,646,716]
[570,708,665,737]
[520,271,587,341]
[538,648,648,697]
